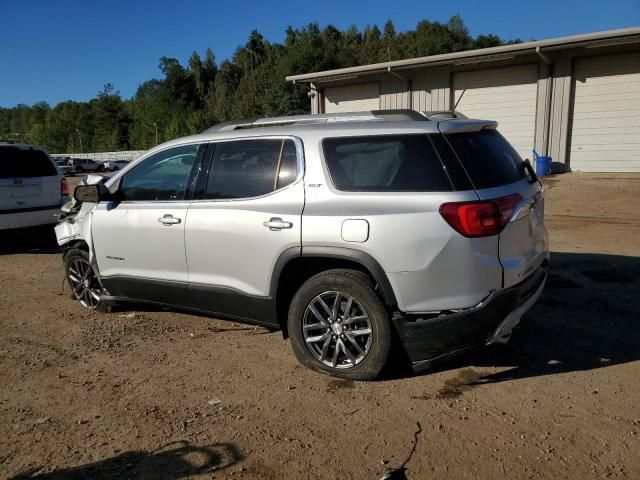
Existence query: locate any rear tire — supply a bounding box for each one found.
[64,248,111,313]
[287,269,391,380]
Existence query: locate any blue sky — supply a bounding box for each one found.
[1,0,638,107]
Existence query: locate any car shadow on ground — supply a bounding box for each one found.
[9,440,243,480]
[410,251,640,386]
[0,226,61,255]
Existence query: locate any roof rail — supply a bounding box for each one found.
[202,109,432,133]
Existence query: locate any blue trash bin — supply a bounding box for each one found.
[532,150,551,176]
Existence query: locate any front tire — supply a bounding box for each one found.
[64,248,110,312]
[287,269,391,380]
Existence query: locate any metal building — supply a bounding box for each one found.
[287,28,640,172]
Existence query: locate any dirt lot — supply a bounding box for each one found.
[1,173,639,479]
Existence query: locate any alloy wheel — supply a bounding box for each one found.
[67,258,102,310]
[302,291,373,369]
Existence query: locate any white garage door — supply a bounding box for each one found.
[570,53,640,172]
[453,64,538,160]
[324,83,380,113]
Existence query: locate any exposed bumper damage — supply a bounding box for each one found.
[392,262,548,371]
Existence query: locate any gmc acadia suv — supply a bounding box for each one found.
[56,110,549,380]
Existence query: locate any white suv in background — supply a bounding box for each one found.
[1,143,69,230]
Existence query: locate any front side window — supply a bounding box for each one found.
[119,144,200,201]
[205,138,298,200]
[322,135,452,192]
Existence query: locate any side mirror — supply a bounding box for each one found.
[73,183,112,204]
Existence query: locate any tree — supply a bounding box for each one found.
[474,34,502,49]
[164,116,182,141]
[189,51,205,103]
[91,84,130,151]
[0,15,513,152]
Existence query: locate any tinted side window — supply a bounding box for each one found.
[276,140,298,190]
[119,144,199,201]
[0,147,57,178]
[322,135,452,192]
[205,139,298,199]
[444,130,527,189]
[430,134,473,191]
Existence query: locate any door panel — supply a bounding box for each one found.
[185,137,305,322]
[92,203,190,280]
[92,143,203,304]
[186,180,304,298]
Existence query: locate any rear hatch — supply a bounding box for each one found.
[0,145,61,212]
[439,121,549,287]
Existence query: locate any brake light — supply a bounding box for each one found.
[439,194,523,237]
[61,177,69,197]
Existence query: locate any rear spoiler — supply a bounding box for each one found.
[437,119,498,134]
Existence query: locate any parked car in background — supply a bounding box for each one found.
[1,142,69,230]
[54,158,74,176]
[103,160,129,171]
[69,158,104,174]
[56,110,549,380]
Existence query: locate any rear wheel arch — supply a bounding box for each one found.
[272,247,397,337]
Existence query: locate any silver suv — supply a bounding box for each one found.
[55,110,549,380]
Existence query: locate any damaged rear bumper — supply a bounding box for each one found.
[392,262,548,372]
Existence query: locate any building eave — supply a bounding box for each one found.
[286,27,640,83]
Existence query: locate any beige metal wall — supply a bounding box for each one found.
[568,52,640,172]
[324,83,380,112]
[547,56,573,166]
[318,73,411,113]
[411,68,450,110]
[452,64,539,160]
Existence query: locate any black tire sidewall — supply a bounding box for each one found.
[288,270,391,380]
[63,248,109,312]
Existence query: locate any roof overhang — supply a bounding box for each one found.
[287,27,640,83]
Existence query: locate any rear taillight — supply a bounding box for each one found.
[439,194,523,238]
[61,177,69,197]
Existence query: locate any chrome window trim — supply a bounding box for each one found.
[189,135,306,204]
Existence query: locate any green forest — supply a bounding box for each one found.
[0,16,519,153]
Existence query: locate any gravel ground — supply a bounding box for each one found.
[0,172,639,479]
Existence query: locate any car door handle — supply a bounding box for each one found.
[263,217,293,230]
[158,214,181,225]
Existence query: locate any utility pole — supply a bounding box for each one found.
[153,122,158,145]
[75,128,83,153]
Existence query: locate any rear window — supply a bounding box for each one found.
[444,130,527,189]
[322,135,452,192]
[0,146,57,178]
